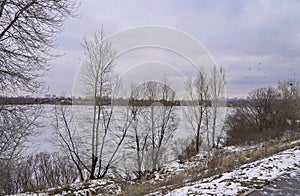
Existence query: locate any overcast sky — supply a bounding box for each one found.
[46,0,300,98]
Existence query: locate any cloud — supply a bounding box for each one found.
[47,0,300,98]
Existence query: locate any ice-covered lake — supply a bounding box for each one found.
[25,105,228,163]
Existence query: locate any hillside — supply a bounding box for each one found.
[16,138,300,196]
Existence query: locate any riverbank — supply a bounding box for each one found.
[16,138,300,195]
[166,142,300,195]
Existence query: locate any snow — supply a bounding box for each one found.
[223,143,263,154]
[290,139,300,145]
[16,144,300,196]
[16,178,122,196]
[165,146,300,196]
[154,174,160,181]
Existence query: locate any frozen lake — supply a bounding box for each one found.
[25,105,228,155]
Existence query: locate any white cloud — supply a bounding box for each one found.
[47,0,300,97]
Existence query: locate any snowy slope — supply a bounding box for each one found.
[16,141,300,196]
[165,146,300,196]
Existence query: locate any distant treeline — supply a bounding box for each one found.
[73,97,183,106]
[0,97,72,105]
[0,97,248,106]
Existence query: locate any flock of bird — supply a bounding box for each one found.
[245,63,296,80]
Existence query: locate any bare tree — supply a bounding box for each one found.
[68,29,133,179]
[143,81,178,171]
[183,65,225,150]
[249,87,281,132]
[123,81,179,175]
[0,1,77,194]
[184,68,210,152]
[0,106,40,160]
[123,84,150,178]
[226,86,292,145]
[0,105,42,194]
[12,152,79,194]
[0,0,78,94]
[277,79,300,131]
[209,65,226,147]
[79,29,117,179]
[53,105,87,181]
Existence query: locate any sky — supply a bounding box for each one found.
[46,0,300,98]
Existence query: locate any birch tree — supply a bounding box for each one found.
[123,85,150,178]
[152,82,178,169]
[184,69,209,152]
[124,81,179,175]
[209,65,226,148]
[144,81,178,170]
[185,66,225,149]
[75,29,132,179]
[80,29,116,179]
[53,105,86,181]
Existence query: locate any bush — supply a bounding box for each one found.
[0,152,80,195]
[226,80,300,145]
[177,140,198,162]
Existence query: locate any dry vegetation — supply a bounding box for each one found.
[18,134,300,195]
[118,134,300,196]
[15,80,300,195]
[226,81,300,146]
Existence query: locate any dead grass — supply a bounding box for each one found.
[119,135,300,195]
[209,135,300,171]
[26,135,300,196]
[118,172,190,196]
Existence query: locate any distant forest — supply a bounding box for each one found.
[0,96,245,107]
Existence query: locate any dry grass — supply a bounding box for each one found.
[209,135,300,171]
[27,135,300,196]
[119,135,300,195]
[119,172,190,196]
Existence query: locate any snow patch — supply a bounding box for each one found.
[166,147,300,195]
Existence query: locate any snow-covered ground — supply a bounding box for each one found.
[251,168,300,195]
[17,178,123,196]
[165,145,300,196]
[16,142,300,196]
